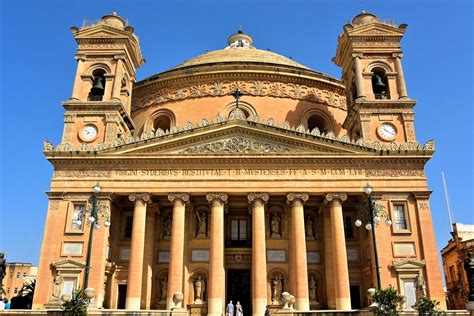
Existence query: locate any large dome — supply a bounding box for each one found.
[171,32,310,71]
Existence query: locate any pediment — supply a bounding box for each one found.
[75,25,128,39]
[392,259,425,272]
[98,120,374,156]
[51,259,85,271]
[349,23,405,37]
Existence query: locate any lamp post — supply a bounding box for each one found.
[355,183,392,289]
[73,183,110,290]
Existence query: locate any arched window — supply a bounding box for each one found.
[371,68,390,100]
[153,115,171,132]
[307,114,328,133]
[88,69,106,101]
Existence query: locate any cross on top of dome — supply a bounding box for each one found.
[226,30,254,49]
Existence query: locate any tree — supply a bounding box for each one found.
[371,285,404,316]
[10,279,36,309]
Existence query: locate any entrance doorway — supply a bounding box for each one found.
[227,270,251,316]
[350,285,361,309]
[117,284,127,309]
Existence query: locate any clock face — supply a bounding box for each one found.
[378,123,397,140]
[80,125,98,142]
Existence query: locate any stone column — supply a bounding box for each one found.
[166,193,190,310]
[287,193,310,311]
[248,193,269,316]
[321,205,335,308]
[325,193,351,310]
[393,53,409,99]
[206,193,228,316]
[353,54,366,99]
[112,55,125,100]
[70,55,86,101]
[142,204,158,309]
[126,193,151,310]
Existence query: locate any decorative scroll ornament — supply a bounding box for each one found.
[247,192,270,204]
[168,193,190,204]
[132,80,347,110]
[325,193,348,202]
[287,193,309,203]
[228,108,247,120]
[206,193,229,204]
[179,137,291,154]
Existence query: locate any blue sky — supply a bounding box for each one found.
[0,0,472,267]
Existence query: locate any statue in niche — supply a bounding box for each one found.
[308,276,318,302]
[270,213,282,238]
[305,216,314,239]
[52,272,63,299]
[194,275,206,304]
[272,274,283,304]
[160,276,168,303]
[464,253,474,301]
[163,214,172,239]
[415,273,426,300]
[196,212,207,238]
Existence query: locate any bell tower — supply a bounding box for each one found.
[61,13,145,146]
[333,12,417,144]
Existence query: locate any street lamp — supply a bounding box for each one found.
[355,183,392,289]
[73,183,110,290]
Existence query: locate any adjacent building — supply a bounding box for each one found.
[441,223,474,310]
[32,11,446,314]
[3,263,37,300]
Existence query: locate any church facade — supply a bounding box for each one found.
[32,12,446,314]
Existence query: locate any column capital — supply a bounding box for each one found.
[352,53,363,58]
[247,192,269,204]
[286,193,309,204]
[325,193,347,203]
[206,193,228,204]
[74,53,86,61]
[168,192,190,204]
[392,52,403,59]
[129,193,152,204]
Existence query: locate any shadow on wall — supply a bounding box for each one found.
[284,100,344,136]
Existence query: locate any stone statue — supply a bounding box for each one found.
[160,276,168,303]
[196,212,207,238]
[464,252,474,301]
[163,214,172,239]
[271,213,281,238]
[309,276,317,302]
[415,273,426,300]
[194,275,205,304]
[52,272,63,299]
[272,274,283,304]
[305,216,314,238]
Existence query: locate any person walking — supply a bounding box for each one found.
[226,300,234,316]
[264,305,272,316]
[236,301,243,316]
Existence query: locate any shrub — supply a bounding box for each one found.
[413,297,441,315]
[371,285,404,316]
[61,288,90,316]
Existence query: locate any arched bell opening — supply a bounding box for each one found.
[88,69,106,101]
[371,67,390,100]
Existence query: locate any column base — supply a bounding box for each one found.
[335,297,351,310]
[207,297,223,316]
[252,298,267,316]
[125,297,141,310]
[295,298,310,311]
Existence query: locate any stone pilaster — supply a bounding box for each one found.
[287,193,310,311]
[248,193,269,316]
[206,193,228,316]
[166,193,190,310]
[126,193,151,310]
[325,193,351,310]
[112,55,125,101]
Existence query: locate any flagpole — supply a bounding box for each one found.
[441,171,455,231]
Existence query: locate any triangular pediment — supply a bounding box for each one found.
[75,25,129,39]
[392,259,425,272]
[98,119,375,156]
[51,259,85,271]
[349,23,405,37]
